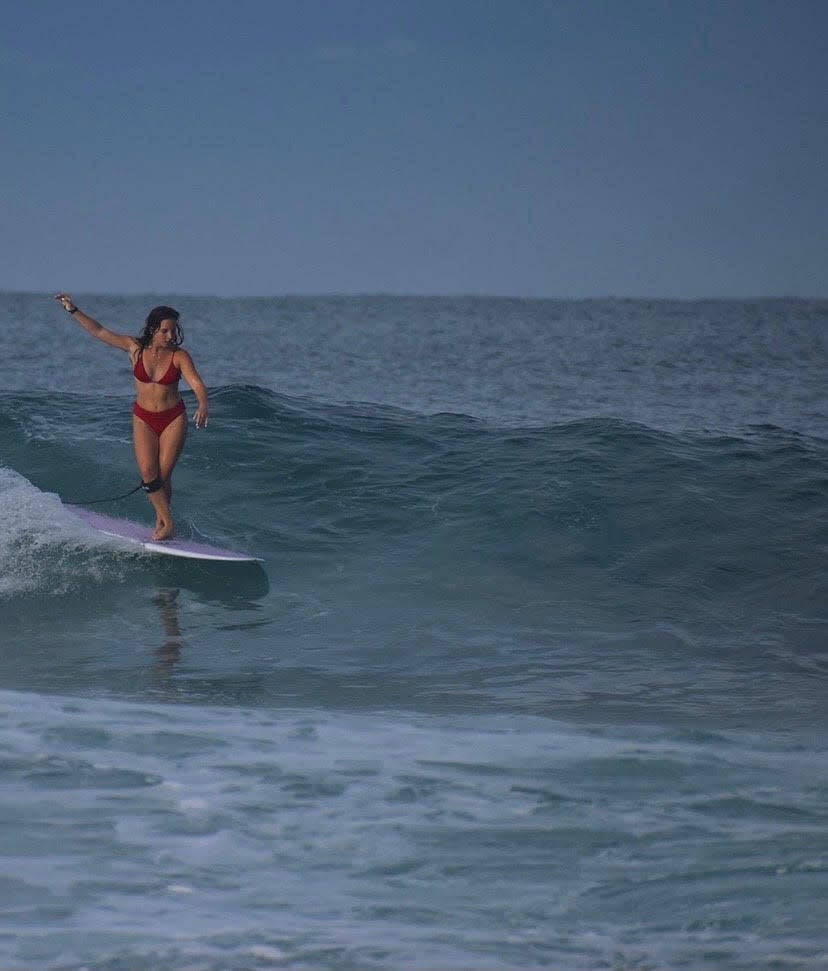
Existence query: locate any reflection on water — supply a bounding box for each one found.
[150,557,270,604]
[153,587,183,670]
[0,546,271,696]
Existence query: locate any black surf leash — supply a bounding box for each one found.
[63,474,167,506]
[63,482,145,506]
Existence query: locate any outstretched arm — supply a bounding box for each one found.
[176,350,209,428]
[54,293,136,353]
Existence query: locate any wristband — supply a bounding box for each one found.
[66,304,78,314]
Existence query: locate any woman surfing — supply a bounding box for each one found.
[54,294,209,540]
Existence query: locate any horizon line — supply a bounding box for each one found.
[3,288,827,303]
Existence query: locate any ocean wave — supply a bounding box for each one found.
[1,386,826,730]
[2,386,826,614]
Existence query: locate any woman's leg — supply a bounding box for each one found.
[158,411,188,510]
[133,415,173,538]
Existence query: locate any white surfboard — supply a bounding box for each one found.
[68,506,262,562]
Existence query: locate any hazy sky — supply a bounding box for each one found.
[3,0,826,298]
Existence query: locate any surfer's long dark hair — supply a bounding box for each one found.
[137,306,184,348]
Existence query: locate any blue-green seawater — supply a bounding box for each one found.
[0,293,826,969]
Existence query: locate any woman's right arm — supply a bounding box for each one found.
[54,293,136,353]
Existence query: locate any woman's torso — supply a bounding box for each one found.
[132,346,182,411]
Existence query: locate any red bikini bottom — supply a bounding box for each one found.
[133,400,186,436]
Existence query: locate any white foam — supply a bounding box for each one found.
[249,945,287,962]
[0,466,122,595]
[179,798,210,812]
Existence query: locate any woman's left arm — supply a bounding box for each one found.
[177,351,209,428]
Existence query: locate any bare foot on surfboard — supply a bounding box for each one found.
[153,518,175,541]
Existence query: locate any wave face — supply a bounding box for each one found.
[2,385,825,727]
[1,295,827,970]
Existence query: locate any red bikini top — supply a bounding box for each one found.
[133,350,181,385]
